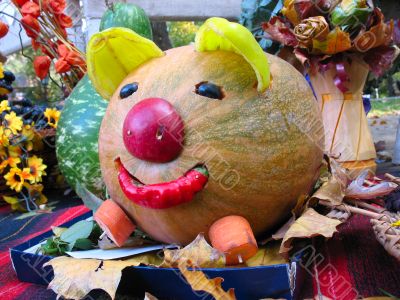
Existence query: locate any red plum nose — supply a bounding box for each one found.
[122,98,184,163]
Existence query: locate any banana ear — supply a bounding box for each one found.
[87,28,164,99]
[195,18,270,92]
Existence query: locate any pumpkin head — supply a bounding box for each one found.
[88,18,324,245]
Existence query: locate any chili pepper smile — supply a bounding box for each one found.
[115,158,209,209]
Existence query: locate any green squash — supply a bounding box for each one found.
[99,2,152,39]
[56,76,108,197]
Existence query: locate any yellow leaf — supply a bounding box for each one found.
[246,241,286,267]
[312,176,346,205]
[281,0,300,25]
[178,262,236,300]
[2,195,26,212]
[312,27,352,55]
[280,208,342,258]
[195,17,270,92]
[45,254,160,300]
[391,220,400,227]
[162,233,225,268]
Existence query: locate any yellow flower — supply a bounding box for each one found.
[3,111,23,134]
[0,126,10,147]
[22,124,35,151]
[0,100,10,114]
[0,146,6,158]
[0,156,21,173]
[44,108,61,128]
[7,145,22,158]
[4,167,33,192]
[0,62,4,79]
[27,155,47,183]
[24,183,48,206]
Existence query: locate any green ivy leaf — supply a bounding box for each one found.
[331,0,372,32]
[73,238,93,250]
[60,220,94,249]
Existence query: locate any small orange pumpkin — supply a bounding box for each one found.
[88,19,324,245]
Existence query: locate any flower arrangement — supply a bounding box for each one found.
[0,66,61,211]
[1,0,86,91]
[262,0,399,91]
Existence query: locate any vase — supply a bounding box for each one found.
[309,57,376,178]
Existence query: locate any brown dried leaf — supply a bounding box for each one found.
[45,253,161,300]
[353,8,394,52]
[161,233,225,268]
[280,208,342,258]
[272,216,296,241]
[45,257,137,299]
[312,176,346,205]
[178,262,236,300]
[144,292,159,300]
[246,241,286,266]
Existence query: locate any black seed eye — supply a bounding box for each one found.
[120,82,138,99]
[195,82,224,100]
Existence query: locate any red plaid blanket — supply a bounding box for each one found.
[0,199,399,299]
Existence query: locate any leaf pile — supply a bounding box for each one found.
[161,233,225,268]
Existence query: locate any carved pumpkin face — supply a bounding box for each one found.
[88,18,324,245]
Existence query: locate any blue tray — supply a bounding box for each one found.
[10,212,305,299]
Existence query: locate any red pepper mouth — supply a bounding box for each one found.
[115,158,209,209]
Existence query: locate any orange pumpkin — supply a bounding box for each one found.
[88,19,324,245]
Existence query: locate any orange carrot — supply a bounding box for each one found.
[209,215,258,265]
[94,199,136,247]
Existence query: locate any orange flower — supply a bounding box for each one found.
[54,57,70,73]
[0,156,21,173]
[33,0,50,11]
[48,0,66,14]
[57,44,69,57]
[56,13,72,28]
[21,15,40,38]
[40,44,56,59]
[21,2,40,18]
[31,38,40,51]
[12,0,29,7]
[0,21,9,39]
[57,44,85,67]
[33,56,51,80]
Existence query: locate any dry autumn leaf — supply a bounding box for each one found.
[312,176,346,205]
[178,262,236,300]
[161,233,225,268]
[45,253,161,300]
[271,216,296,241]
[144,292,159,300]
[280,208,342,258]
[353,9,394,52]
[246,241,286,267]
[312,27,352,55]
